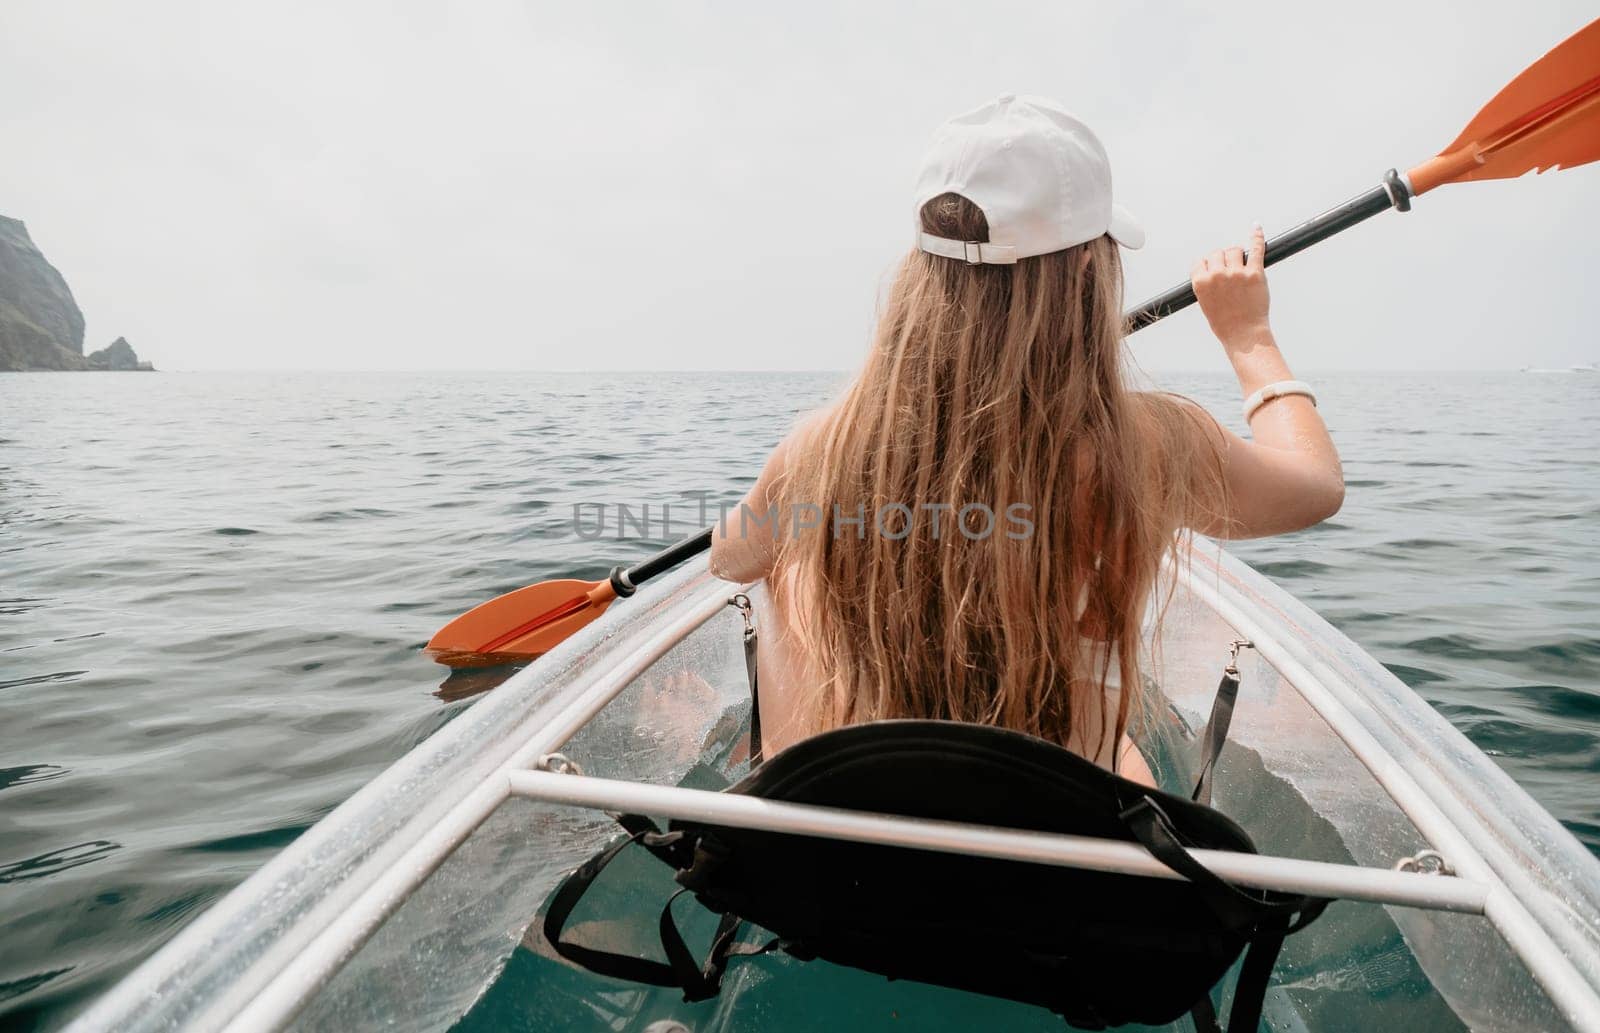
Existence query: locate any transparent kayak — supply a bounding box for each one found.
[69,540,1600,1032]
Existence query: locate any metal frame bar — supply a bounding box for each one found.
[507,770,1489,914]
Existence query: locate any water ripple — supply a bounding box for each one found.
[0,842,121,884]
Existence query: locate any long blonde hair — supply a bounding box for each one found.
[772,193,1224,766]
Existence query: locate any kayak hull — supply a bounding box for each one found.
[67,542,1600,1032]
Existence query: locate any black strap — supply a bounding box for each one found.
[544,819,761,1002]
[1192,669,1241,805]
[543,828,683,988]
[1120,796,1306,930]
[1232,903,1333,1033]
[613,811,662,839]
[1189,993,1222,1033]
[744,624,763,765]
[613,812,691,867]
[1125,795,1333,1033]
[1285,897,1330,934]
[1224,922,1288,1033]
[657,890,745,1000]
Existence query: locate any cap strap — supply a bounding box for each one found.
[917,233,1018,265]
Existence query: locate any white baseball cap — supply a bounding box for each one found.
[913,93,1144,264]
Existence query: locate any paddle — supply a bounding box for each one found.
[428,17,1600,668]
[427,528,712,666]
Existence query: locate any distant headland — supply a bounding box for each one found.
[0,215,153,372]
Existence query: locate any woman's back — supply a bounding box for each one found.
[711,94,1345,777]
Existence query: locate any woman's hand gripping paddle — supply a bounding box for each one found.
[431,17,1600,668]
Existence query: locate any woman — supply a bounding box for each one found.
[710,95,1343,785]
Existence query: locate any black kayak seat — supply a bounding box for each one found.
[543,720,1330,1033]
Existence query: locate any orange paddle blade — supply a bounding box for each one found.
[1409,17,1600,194]
[426,577,617,668]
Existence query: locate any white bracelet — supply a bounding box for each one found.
[1242,379,1316,421]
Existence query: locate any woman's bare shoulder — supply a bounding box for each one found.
[1128,389,1217,434]
[767,405,835,481]
[1124,390,1230,528]
[1127,390,1227,463]
[792,404,835,449]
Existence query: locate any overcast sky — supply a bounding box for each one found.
[2,1,1595,372]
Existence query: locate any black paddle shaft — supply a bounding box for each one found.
[1125,169,1413,333]
[610,173,1415,591]
[618,527,714,591]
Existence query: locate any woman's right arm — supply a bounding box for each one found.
[1183,225,1345,540]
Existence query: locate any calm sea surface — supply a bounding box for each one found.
[1,370,1597,1028]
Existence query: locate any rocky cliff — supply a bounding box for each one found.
[0,215,88,370]
[87,337,152,371]
[0,216,153,371]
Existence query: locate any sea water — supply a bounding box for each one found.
[1,370,1596,1028]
